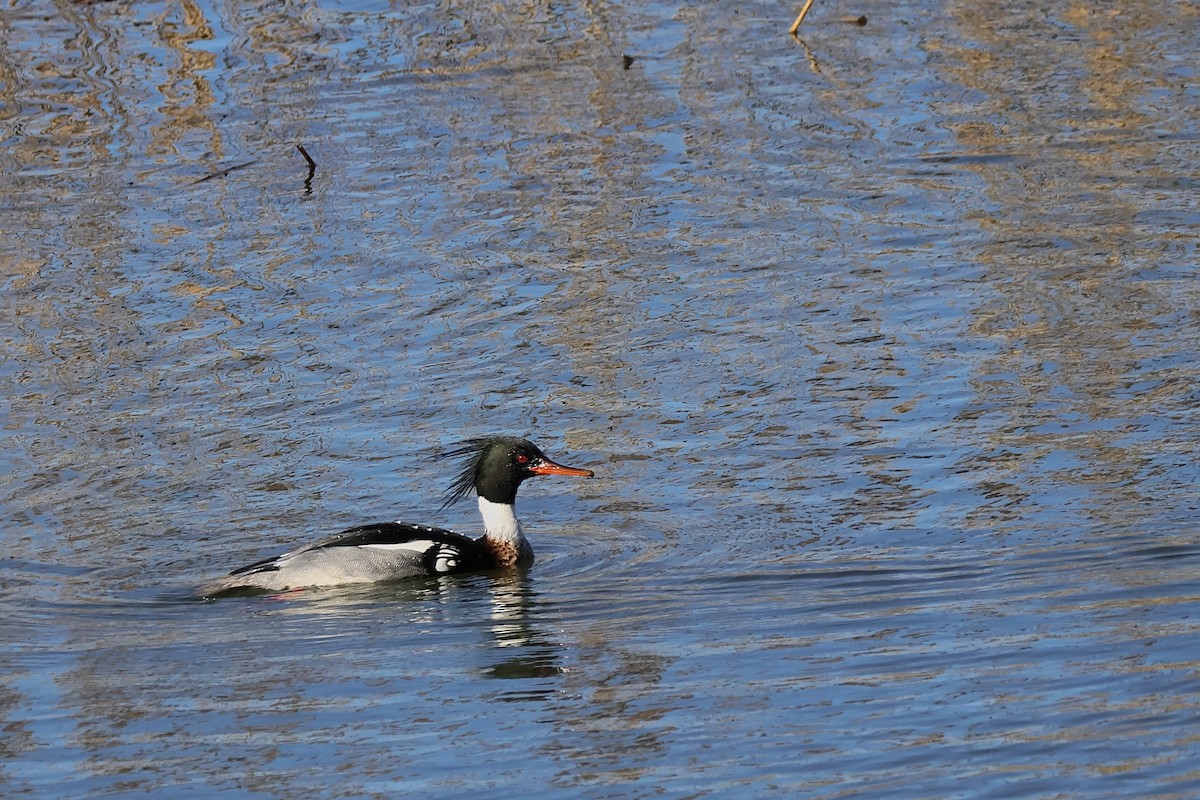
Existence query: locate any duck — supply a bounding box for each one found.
[199,436,594,597]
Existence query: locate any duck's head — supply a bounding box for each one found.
[440,436,594,508]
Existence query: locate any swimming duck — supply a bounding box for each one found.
[199,436,593,596]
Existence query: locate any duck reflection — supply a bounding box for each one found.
[242,570,565,686]
[478,572,564,684]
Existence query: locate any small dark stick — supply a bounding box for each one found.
[296,144,317,170]
[789,0,816,35]
[297,144,317,194]
[189,160,258,185]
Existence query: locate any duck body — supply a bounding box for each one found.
[199,437,591,597]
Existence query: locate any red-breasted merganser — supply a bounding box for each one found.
[199,436,593,597]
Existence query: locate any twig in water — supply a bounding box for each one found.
[296,144,317,194]
[789,0,816,35]
[190,160,258,185]
[296,144,317,170]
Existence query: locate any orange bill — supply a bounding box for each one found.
[530,459,594,478]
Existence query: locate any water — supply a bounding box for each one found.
[2,0,1199,797]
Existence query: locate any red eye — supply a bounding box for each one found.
[515,453,530,464]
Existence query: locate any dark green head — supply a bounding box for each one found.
[440,436,593,508]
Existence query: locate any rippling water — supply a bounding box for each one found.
[2,0,1199,797]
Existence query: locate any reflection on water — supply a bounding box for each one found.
[2,0,1199,797]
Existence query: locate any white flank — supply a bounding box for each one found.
[362,540,436,552]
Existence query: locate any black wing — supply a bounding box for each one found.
[308,522,472,550]
[228,554,286,576]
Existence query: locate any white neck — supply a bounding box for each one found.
[478,497,523,543]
